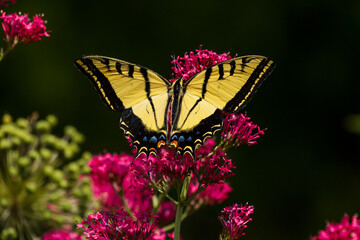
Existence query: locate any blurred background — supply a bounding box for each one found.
[1,0,359,239]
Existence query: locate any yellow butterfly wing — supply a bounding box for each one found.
[74,56,170,157]
[170,56,275,156]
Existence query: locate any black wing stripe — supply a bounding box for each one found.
[218,64,224,80]
[224,58,274,112]
[140,67,159,128]
[202,68,212,98]
[74,58,124,111]
[128,65,134,78]
[229,60,236,76]
[178,98,202,129]
[115,62,122,74]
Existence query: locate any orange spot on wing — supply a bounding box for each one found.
[157,140,165,148]
[170,141,178,148]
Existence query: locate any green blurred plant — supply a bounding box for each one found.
[0,113,93,240]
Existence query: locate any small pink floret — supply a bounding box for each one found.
[0,12,49,46]
[312,215,360,240]
[219,203,254,240]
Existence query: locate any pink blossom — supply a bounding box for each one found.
[0,12,49,46]
[42,230,82,240]
[195,139,235,186]
[312,215,360,240]
[89,153,176,225]
[78,209,159,240]
[132,147,195,185]
[222,113,265,146]
[219,203,254,240]
[157,201,176,225]
[189,182,232,206]
[89,153,132,208]
[170,47,233,81]
[0,0,15,8]
[89,153,153,213]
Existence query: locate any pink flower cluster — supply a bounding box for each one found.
[170,47,233,81]
[222,113,265,147]
[77,209,161,240]
[89,153,176,224]
[0,12,49,46]
[42,230,82,240]
[312,215,360,240]
[0,0,15,8]
[219,203,254,240]
[132,139,234,206]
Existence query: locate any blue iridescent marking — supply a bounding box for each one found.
[187,136,192,142]
[171,135,178,141]
[159,134,166,140]
[179,136,185,143]
[149,136,157,144]
[143,136,148,142]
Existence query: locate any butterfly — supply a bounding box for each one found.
[74,55,275,159]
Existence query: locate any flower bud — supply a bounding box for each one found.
[40,148,52,160]
[51,169,64,183]
[18,156,30,167]
[46,114,58,127]
[15,118,29,129]
[0,227,17,240]
[25,182,37,193]
[35,120,51,132]
[8,166,18,177]
[43,165,54,176]
[0,139,12,149]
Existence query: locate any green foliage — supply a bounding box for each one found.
[0,113,93,240]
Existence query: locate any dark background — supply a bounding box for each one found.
[1,0,359,239]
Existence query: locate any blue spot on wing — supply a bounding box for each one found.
[149,136,158,144]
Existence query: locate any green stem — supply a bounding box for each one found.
[174,204,184,240]
[0,43,17,62]
[162,205,190,231]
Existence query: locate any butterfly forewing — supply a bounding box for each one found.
[169,56,275,156]
[185,56,275,113]
[74,56,171,157]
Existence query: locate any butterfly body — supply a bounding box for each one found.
[74,55,275,159]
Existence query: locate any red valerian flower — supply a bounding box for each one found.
[0,0,15,8]
[219,203,254,240]
[132,147,195,186]
[312,214,360,240]
[77,209,158,240]
[189,181,232,206]
[222,113,265,147]
[170,47,233,82]
[42,230,82,240]
[0,12,49,46]
[89,153,153,212]
[89,153,176,225]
